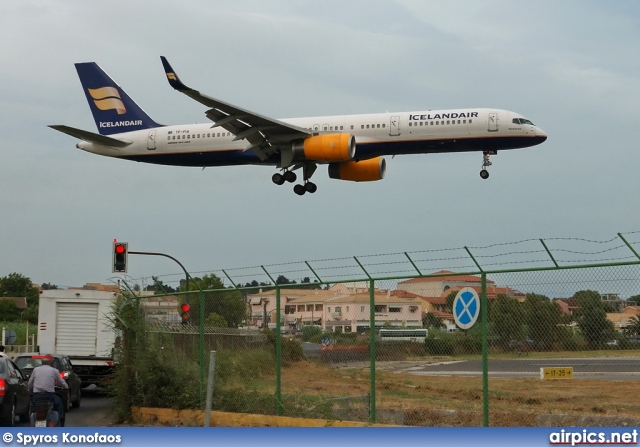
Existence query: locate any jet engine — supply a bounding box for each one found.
[328,157,386,182]
[292,134,355,162]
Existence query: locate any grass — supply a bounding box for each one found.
[264,356,640,426]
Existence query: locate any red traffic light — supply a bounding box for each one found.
[112,242,128,273]
[180,303,190,324]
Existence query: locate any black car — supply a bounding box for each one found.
[0,356,30,426]
[15,353,82,412]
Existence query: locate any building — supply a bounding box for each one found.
[607,313,636,332]
[322,291,423,333]
[246,287,424,332]
[246,288,338,328]
[398,271,496,297]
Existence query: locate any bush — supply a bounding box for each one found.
[263,330,304,364]
[302,325,322,342]
[424,335,454,356]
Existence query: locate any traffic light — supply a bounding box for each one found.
[180,303,190,325]
[112,242,128,273]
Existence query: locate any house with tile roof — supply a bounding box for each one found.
[246,288,339,328]
[322,291,423,333]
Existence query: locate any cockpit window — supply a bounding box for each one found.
[512,118,535,125]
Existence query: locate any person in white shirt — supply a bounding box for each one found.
[28,354,69,425]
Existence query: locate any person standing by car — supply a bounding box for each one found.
[27,354,68,424]
[0,345,7,358]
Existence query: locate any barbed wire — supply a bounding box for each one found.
[128,231,640,287]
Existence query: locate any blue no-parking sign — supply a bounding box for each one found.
[453,287,480,330]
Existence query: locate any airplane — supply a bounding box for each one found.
[50,57,547,195]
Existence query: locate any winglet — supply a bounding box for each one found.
[160,56,192,92]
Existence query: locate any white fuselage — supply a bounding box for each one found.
[77,108,547,167]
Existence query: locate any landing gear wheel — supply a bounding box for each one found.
[284,171,297,183]
[293,184,306,195]
[304,182,317,193]
[272,173,285,185]
[480,151,493,179]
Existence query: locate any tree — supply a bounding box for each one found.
[490,294,525,347]
[573,290,615,347]
[204,312,227,327]
[0,273,39,307]
[627,295,640,306]
[445,291,458,313]
[1,273,39,322]
[276,275,296,285]
[182,274,224,292]
[179,274,245,328]
[145,277,176,294]
[624,315,640,339]
[523,293,569,349]
[0,300,21,321]
[423,312,446,330]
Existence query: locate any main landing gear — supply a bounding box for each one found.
[272,163,318,195]
[480,151,496,179]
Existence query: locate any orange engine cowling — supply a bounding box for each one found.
[292,134,355,162]
[328,157,386,182]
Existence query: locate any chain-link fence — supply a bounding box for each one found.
[114,232,640,426]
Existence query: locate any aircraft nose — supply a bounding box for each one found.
[535,127,548,143]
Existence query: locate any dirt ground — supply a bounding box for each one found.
[277,359,640,426]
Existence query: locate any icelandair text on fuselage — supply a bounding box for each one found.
[409,112,479,121]
[14,433,122,445]
[99,120,142,128]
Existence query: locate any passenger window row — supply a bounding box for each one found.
[408,119,472,127]
[167,132,232,140]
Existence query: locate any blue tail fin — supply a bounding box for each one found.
[75,62,162,135]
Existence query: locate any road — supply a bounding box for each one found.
[65,388,114,427]
[375,357,640,380]
[14,388,114,427]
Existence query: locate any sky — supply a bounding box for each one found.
[1,0,640,291]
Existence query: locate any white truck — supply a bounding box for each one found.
[37,289,118,387]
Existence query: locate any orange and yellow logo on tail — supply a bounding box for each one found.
[88,87,126,115]
[166,72,177,81]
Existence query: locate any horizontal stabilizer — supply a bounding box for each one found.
[49,125,132,148]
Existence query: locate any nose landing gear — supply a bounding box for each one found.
[480,151,495,179]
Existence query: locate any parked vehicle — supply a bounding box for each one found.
[0,357,30,426]
[15,353,82,411]
[37,289,118,387]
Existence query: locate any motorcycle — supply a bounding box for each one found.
[29,390,64,427]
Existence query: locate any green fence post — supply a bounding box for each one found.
[481,272,489,427]
[276,286,282,416]
[199,289,205,406]
[369,278,376,423]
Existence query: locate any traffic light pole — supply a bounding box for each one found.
[128,250,206,404]
[128,251,201,293]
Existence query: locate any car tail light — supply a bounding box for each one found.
[60,371,69,380]
[0,378,5,397]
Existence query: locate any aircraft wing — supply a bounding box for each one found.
[160,56,311,161]
[49,125,132,148]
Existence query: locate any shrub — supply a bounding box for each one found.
[302,325,323,342]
